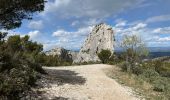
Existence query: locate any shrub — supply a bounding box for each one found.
[118,61,128,71]
[0,66,37,99]
[98,49,112,64]
[157,62,170,77]
[132,65,144,75]
[0,34,45,99]
[107,54,123,65]
[115,52,170,98]
[140,69,159,83]
[152,77,170,92]
[153,78,165,92]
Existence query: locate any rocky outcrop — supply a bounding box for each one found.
[74,23,115,63]
[46,47,78,62]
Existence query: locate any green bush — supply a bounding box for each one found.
[152,77,170,92]
[140,69,159,83]
[143,61,170,78]
[118,61,144,75]
[116,51,170,98]
[0,34,45,99]
[118,61,128,71]
[0,66,37,99]
[157,62,170,77]
[98,49,112,64]
[35,53,73,67]
[107,54,123,65]
[132,65,144,75]
[153,78,165,92]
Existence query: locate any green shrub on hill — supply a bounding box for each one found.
[98,49,112,64]
[0,33,45,99]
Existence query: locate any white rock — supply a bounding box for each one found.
[74,23,115,63]
[45,47,78,62]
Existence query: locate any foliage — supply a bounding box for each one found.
[74,61,101,65]
[139,69,159,82]
[107,64,170,99]
[120,34,149,72]
[0,33,45,99]
[0,66,37,99]
[35,53,73,66]
[117,58,170,99]
[0,0,45,29]
[107,53,123,65]
[98,49,112,63]
[0,0,45,98]
[112,35,170,99]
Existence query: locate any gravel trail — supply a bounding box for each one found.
[39,64,139,100]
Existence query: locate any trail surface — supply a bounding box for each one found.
[39,64,139,100]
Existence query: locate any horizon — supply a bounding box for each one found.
[1,0,170,51]
[53,46,170,52]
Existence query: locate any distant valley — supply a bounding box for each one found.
[115,47,170,58]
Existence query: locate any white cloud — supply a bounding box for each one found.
[52,30,70,37]
[71,18,103,28]
[53,26,93,37]
[28,30,41,40]
[132,23,147,30]
[158,37,170,42]
[50,26,94,50]
[43,0,144,19]
[28,20,43,30]
[113,18,170,47]
[146,15,170,23]
[115,20,127,27]
[71,21,79,26]
[114,22,147,36]
[152,27,170,34]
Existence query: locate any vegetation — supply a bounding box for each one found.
[107,53,124,65]
[98,49,112,64]
[0,0,45,99]
[109,60,170,99]
[0,33,72,99]
[106,34,170,99]
[0,1,169,99]
[0,33,46,99]
[74,61,101,65]
[0,0,45,29]
[120,34,149,72]
[36,54,73,66]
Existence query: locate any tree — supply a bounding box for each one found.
[0,32,7,46]
[0,32,7,40]
[98,49,112,64]
[0,0,45,29]
[120,34,149,72]
[0,34,46,99]
[0,1,45,98]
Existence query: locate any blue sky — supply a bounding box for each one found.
[4,0,170,51]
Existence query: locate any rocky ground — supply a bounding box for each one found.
[35,64,140,100]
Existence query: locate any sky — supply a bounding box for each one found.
[4,0,170,51]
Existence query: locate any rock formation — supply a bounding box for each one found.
[46,47,78,62]
[74,23,115,63]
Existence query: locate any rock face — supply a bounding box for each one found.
[46,47,78,62]
[74,23,115,63]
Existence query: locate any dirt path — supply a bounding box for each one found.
[39,64,139,100]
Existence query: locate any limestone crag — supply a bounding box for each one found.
[74,23,115,63]
[46,47,78,62]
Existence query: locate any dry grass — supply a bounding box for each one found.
[105,65,166,100]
